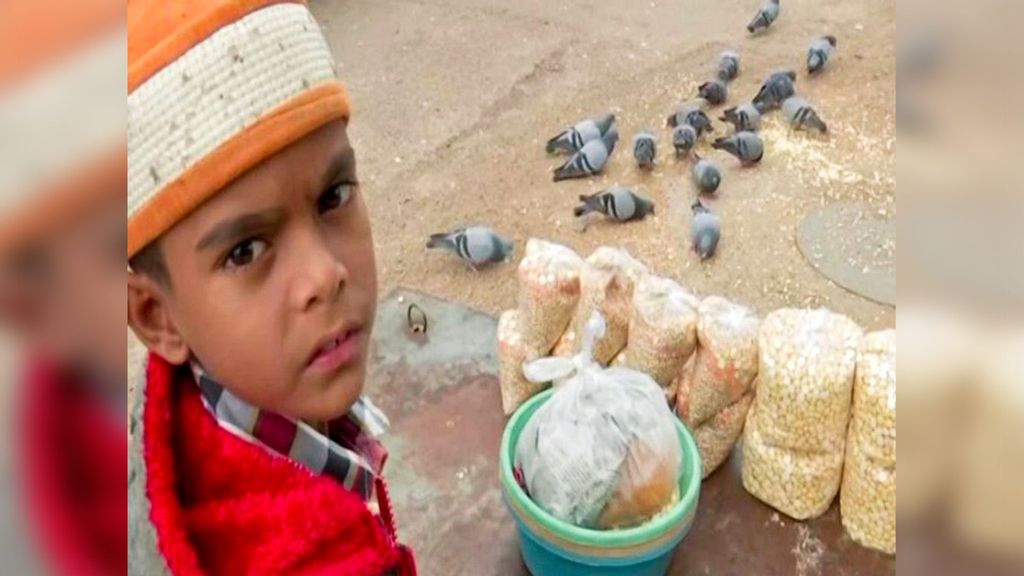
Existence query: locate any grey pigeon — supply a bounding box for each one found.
[690,201,721,260]
[692,155,722,194]
[808,35,837,75]
[698,79,729,106]
[574,186,655,222]
[426,226,514,267]
[666,101,715,136]
[747,0,780,34]
[663,100,712,129]
[545,113,616,154]
[782,96,828,133]
[712,130,764,165]
[752,69,796,110]
[553,126,619,181]
[720,102,764,132]
[672,124,698,158]
[717,50,741,82]
[633,131,657,169]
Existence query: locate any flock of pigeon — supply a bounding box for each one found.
[427,0,837,269]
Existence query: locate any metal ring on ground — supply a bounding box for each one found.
[407,303,428,335]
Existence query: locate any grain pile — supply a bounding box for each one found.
[742,308,863,520]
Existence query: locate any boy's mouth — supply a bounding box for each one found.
[308,325,364,373]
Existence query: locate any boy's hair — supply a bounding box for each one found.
[129,241,169,287]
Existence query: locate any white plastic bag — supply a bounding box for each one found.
[515,312,683,529]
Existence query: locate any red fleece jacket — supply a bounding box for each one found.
[21,360,126,576]
[138,354,416,575]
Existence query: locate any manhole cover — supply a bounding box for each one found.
[797,201,895,306]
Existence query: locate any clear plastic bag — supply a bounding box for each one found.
[570,247,649,365]
[840,329,896,554]
[517,239,585,358]
[515,312,683,529]
[741,308,863,520]
[691,392,752,479]
[676,296,760,429]
[498,310,548,415]
[618,276,699,401]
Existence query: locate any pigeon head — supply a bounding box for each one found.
[691,201,709,215]
[595,113,616,134]
[825,35,837,47]
[637,196,655,217]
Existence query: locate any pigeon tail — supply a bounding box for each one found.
[545,132,571,154]
[808,52,824,74]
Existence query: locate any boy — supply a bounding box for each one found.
[127,0,416,574]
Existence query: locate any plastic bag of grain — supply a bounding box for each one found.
[552,327,577,358]
[691,392,752,479]
[741,308,863,519]
[498,310,548,415]
[516,312,682,529]
[517,239,584,358]
[675,296,759,428]
[617,276,699,401]
[571,247,649,365]
[840,329,895,554]
[742,410,846,518]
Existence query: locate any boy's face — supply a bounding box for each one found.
[129,120,378,422]
[0,194,126,390]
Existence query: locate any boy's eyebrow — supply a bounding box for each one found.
[196,209,285,252]
[325,145,357,184]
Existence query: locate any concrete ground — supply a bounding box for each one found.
[310,0,896,329]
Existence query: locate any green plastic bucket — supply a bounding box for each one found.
[500,389,702,575]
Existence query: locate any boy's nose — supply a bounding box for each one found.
[291,233,348,312]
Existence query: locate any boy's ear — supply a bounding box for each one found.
[127,272,189,365]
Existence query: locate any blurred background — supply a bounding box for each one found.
[1,0,1023,573]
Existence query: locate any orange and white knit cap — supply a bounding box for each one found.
[0,0,124,254]
[127,0,351,258]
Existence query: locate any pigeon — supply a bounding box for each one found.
[808,35,837,75]
[574,186,655,222]
[545,113,616,154]
[553,126,619,181]
[692,155,722,194]
[747,0,780,34]
[712,131,764,165]
[426,226,514,267]
[717,50,741,82]
[752,69,796,110]
[690,201,721,260]
[666,101,715,136]
[633,131,657,169]
[720,102,764,132]
[782,96,828,133]
[698,79,729,106]
[672,124,698,158]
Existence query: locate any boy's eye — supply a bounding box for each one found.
[224,239,268,269]
[318,183,355,214]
